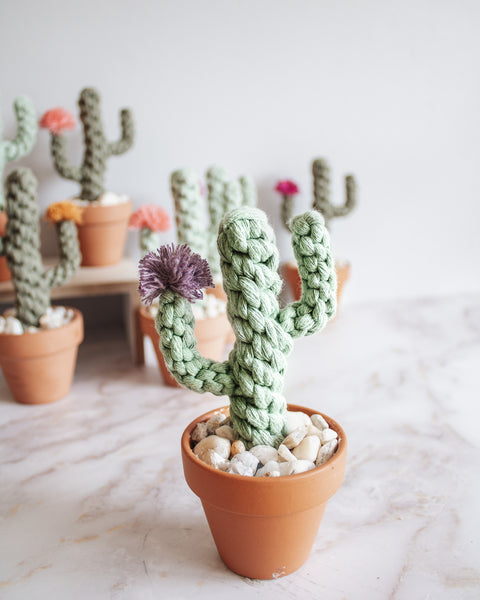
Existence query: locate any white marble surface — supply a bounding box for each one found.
[0,293,479,599]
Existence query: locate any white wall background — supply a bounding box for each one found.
[1,0,479,305]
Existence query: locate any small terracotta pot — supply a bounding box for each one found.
[138,306,231,388]
[206,285,235,344]
[0,308,84,405]
[77,200,132,266]
[283,260,351,308]
[0,212,10,282]
[182,404,347,579]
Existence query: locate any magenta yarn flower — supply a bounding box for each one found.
[138,244,214,304]
[275,180,300,196]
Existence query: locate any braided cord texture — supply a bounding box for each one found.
[155,290,234,396]
[218,207,293,447]
[279,211,337,338]
[312,158,356,228]
[79,88,108,201]
[50,135,82,183]
[171,169,207,258]
[4,169,50,327]
[281,194,295,231]
[108,109,134,156]
[45,220,81,289]
[239,175,257,207]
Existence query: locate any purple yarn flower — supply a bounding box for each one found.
[138,244,214,304]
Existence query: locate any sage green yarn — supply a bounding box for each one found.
[140,227,160,256]
[239,175,257,207]
[154,206,336,448]
[171,169,207,258]
[3,168,81,328]
[0,95,37,209]
[280,194,295,232]
[49,87,134,202]
[312,158,356,230]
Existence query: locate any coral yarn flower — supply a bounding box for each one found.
[138,243,214,304]
[275,180,300,196]
[45,201,83,225]
[129,204,171,232]
[39,108,76,135]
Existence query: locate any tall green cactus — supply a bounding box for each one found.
[1,168,81,328]
[42,87,134,202]
[139,207,336,448]
[312,158,356,230]
[171,165,257,280]
[0,96,37,209]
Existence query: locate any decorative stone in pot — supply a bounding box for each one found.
[40,87,135,266]
[0,168,83,404]
[139,205,345,578]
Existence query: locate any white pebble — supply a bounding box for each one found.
[316,439,338,466]
[249,444,279,465]
[256,460,293,477]
[285,411,311,434]
[292,435,321,462]
[230,440,246,456]
[318,428,338,445]
[201,449,230,470]
[281,425,308,449]
[4,316,23,335]
[206,413,226,435]
[0,316,5,333]
[311,413,329,430]
[228,451,259,477]
[215,424,236,441]
[277,444,297,462]
[193,435,231,461]
[191,422,208,443]
[290,460,316,475]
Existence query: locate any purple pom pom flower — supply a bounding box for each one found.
[138,244,214,304]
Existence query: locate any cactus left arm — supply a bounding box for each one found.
[45,220,81,288]
[239,175,257,207]
[3,96,37,162]
[108,109,134,156]
[278,211,337,338]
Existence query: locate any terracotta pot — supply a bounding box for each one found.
[77,199,132,266]
[182,404,347,579]
[0,212,10,282]
[283,260,351,308]
[206,285,235,344]
[138,306,231,388]
[0,308,84,404]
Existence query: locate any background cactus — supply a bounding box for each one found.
[129,204,171,256]
[139,207,336,448]
[0,96,37,210]
[40,87,134,202]
[0,168,82,328]
[171,165,257,280]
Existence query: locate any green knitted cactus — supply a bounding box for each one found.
[139,207,336,448]
[40,87,134,202]
[312,158,356,230]
[1,168,82,328]
[0,96,37,209]
[171,165,257,280]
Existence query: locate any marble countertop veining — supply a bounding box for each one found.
[0,293,479,599]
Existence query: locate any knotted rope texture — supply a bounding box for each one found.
[0,96,37,209]
[1,168,81,328]
[171,166,257,280]
[48,87,134,201]
[312,158,356,230]
[153,207,336,448]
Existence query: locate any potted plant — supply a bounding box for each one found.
[39,87,134,266]
[0,168,84,404]
[138,206,347,579]
[276,157,357,308]
[0,95,37,281]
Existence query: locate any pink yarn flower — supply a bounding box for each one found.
[39,108,76,135]
[275,180,300,196]
[129,204,171,232]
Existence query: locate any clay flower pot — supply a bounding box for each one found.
[138,306,231,388]
[283,260,351,308]
[181,404,347,579]
[0,308,84,404]
[77,199,132,266]
[0,211,11,282]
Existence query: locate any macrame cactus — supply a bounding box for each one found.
[275,180,300,232]
[129,204,171,256]
[0,95,37,209]
[311,158,356,230]
[40,87,134,202]
[0,168,82,328]
[171,165,257,280]
[139,206,336,448]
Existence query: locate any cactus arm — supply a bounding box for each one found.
[312,158,356,228]
[139,228,159,256]
[171,169,207,257]
[155,290,234,396]
[3,96,37,162]
[44,220,81,289]
[50,135,82,182]
[108,108,134,156]
[239,175,257,207]
[278,211,337,339]
[280,194,295,231]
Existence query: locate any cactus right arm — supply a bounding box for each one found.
[155,290,234,396]
[108,109,135,156]
[3,96,37,162]
[50,135,82,182]
[45,220,81,289]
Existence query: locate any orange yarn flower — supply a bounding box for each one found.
[45,201,83,225]
[39,108,76,135]
[129,204,171,232]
